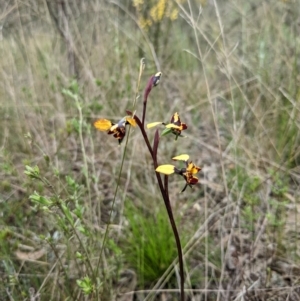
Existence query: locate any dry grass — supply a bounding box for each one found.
[1,0,300,300]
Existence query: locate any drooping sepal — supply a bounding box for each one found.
[156,165,176,175]
[94,119,112,131]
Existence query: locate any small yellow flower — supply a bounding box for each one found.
[132,0,144,7]
[138,16,152,29]
[157,0,166,21]
[169,8,179,21]
[134,0,185,29]
[150,0,166,22]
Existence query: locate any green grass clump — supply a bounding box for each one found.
[123,202,185,287]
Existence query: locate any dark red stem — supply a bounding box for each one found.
[142,75,154,127]
[131,113,185,301]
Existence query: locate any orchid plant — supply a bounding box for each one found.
[94,63,201,301]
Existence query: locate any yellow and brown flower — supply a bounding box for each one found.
[156,154,201,192]
[166,112,187,138]
[94,116,136,144]
[147,112,187,140]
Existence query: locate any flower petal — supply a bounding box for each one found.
[187,162,201,174]
[126,117,137,127]
[172,154,190,162]
[188,176,199,184]
[109,124,119,132]
[94,119,112,131]
[117,117,127,127]
[156,164,175,175]
[171,112,180,123]
[165,123,181,129]
[181,123,187,130]
[147,122,163,129]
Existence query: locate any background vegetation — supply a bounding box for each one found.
[1,0,300,300]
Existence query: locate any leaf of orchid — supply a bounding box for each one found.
[156,165,175,175]
[147,122,163,129]
[165,123,181,129]
[161,128,172,136]
[126,117,137,127]
[94,119,112,131]
[172,154,190,162]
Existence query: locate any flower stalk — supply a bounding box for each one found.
[142,71,162,127]
[128,72,185,301]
